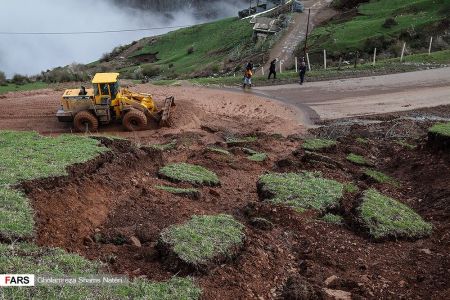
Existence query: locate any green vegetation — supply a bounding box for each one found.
[395,140,417,149]
[0,189,34,239]
[344,182,360,193]
[347,153,368,165]
[225,136,258,145]
[248,153,268,162]
[0,82,48,94]
[258,172,344,212]
[364,169,400,187]
[159,163,220,186]
[150,140,177,151]
[429,122,450,137]
[126,17,255,77]
[0,243,201,300]
[159,214,245,266]
[302,138,337,151]
[321,213,344,224]
[304,0,450,57]
[356,137,370,144]
[155,185,200,198]
[359,189,432,239]
[207,146,231,155]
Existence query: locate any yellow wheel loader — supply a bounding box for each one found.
[56,73,175,132]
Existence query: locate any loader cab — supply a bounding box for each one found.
[92,73,120,105]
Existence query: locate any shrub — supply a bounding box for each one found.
[383,17,398,29]
[0,71,6,86]
[12,74,30,85]
[187,46,195,55]
[142,65,161,78]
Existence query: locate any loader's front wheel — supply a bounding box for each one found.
[123,110,148,131]
[74,111,98,132]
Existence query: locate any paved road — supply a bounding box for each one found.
[250,67,450,124]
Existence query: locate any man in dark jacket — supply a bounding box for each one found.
[299,61,307,85]
[268,59,277,79]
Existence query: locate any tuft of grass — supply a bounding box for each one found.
[0,131,108,186]
[258,172,344,212]
[0,243,201,299]
[0,188,34,239]
[428,122,450,137]
[225,136,257,145]
[150,140,177,151]
[364,168,400,187]
[395,140,417,150]
[247,153,268,162]
[159,163,219,186]
[206,146,231,155]
[344,182,360,193]
[155,185,200,198]
[359,189,432,239]
[356,137,370,144]
[347,153,368,165]
[321,213,344,224]
[302,139,337,151]
[159,214,245,266]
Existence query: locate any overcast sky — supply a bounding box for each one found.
[0,0,243,77]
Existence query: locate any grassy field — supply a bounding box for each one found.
[0,131,201,299]
[0,82,48,94]
[304,0,450,57]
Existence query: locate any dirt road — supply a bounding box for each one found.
[252,67,450,124]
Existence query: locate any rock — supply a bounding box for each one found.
[209,189,220,197]
[130,236,142,248]
[324,275,339,287]
[323,288,352,300]
[276,158,294,168]
[419,248,432,255]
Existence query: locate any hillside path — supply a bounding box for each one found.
[262,0,334,72]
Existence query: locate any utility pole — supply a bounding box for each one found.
[303,8,311,56]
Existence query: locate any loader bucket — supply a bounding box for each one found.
[159,96,175,127]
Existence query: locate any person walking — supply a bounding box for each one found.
[268,59,277,79]
[299,61,307,85]
[243,62,253,89]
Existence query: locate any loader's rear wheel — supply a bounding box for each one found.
[74,111,98,132]
[123,110,148,131]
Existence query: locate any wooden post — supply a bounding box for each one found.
[306,53,311,71]
[428,37,433,55]
[338,56,343,70]
[323,49,327,70]
[373,48,377,66]
[295,57,298,73]
[279,61,283,74]
[354,51,359,69]
[400,42,406,62]
[303,9,311,56]
[261,67,264,76]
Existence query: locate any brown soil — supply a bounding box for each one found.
[17,108,450,299]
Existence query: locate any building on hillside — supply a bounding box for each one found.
[238,0,285,18]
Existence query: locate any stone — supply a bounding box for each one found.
[324,275,339,287]
[323,288,352,300]
[130,236,142,248]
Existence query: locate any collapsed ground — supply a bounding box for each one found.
[11,105,449,299]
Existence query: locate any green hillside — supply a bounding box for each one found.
[301,0,450,59]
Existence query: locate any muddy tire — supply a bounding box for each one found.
[123,110,148,131]
[74,111,98,132]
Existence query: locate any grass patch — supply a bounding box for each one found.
[0,243,201,299]
[159,163,219,186]
[364,169,400,187]
[155,185,200,199]
[0,131,108,186]
[258,172,344,212]
[225,136,257,146]
[302,139,337,151]
[347,153,368,165]
[247,153,268,162]
[344,182,360,193]
[359,189,432,239]
[356,137,370,144]
[0,82,48,94]
[159,214,245,266]
[150,140,177,151]
[206,146,231,155]
[321,213,344,224]
[395,140,417,149]
[0,188,34,239]
[428,122,450,137]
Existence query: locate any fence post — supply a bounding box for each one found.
[373,48,377,66]
[306,53,311,71]
[400,42,406,62]
[323,49,327,70]
[295,57,298,73]
[279,61,282,74]
[261,67,264,76]
[428,37,433,55]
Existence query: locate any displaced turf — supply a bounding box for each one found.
[150,140,177,151]
[155,185,200,199]
[159,214,245,266]
[302,139,337,151]
[364,169,400,187]
[247,153,268,162]
[347,153,368,165]
[159,163,220,186]
[207,146,231,155]
[0,243,201,300]
[321,213,344,224]
[344,183,360,193]
[359,189,432,239]
[225,136,257,145]
[428,122,450,137]
[395,140,417,149]
[258,172,344,212]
